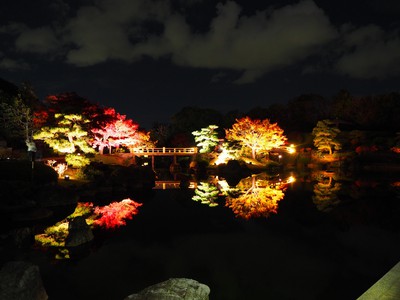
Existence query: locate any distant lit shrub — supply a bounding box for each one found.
[65,153,91,168]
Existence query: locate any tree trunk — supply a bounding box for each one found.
[252,148,256,159]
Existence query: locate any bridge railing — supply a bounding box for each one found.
[131,147,198,154]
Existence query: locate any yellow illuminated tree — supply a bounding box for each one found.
[33,114,95,167]
[225,117,287,160]
[192,125,219,153]
[312,119,341,155]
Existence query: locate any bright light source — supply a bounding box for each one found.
[287,176,296,183]
[287,144,296,154]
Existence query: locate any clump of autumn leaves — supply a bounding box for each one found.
[32,93,154,168]
[35,199,142,259]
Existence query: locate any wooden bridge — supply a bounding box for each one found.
[130,147,198,170]
[131,147,198,156]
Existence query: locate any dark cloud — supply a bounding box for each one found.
[335,25,400,79]
[15,27,60,54]
[2,0,400,82]
[127,0,338,83]
[1,0,400,130]
[0,55,29,71]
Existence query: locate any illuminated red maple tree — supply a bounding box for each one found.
[92,199,142,229]
[33,110,49,129]
[90,108,121,154]
[90,108,149,154]
[42,93,114,133]
[44,93,97,116]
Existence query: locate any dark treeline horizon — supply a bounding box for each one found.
[163,90,400,134]
[1,77,399,147]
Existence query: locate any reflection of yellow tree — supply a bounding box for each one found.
[225,175,286,219]
[192,182,219,207]
[312,172,341,212]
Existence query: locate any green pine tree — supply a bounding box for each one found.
[312,119,341,155]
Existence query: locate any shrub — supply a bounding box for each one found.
[65,153,91,168]
[81,163,107,182]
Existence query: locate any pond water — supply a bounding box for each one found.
[23,171,400,299]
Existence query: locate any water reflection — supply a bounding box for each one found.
[192,172,294,219]
[188,168,400,221]
[192,181,219,206]
[34,199,142,259]
[225,184,285,219]
[311,171,342,212]
[225,173,291,219]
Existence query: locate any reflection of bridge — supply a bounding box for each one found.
[154,180,197,190]
[131,147,198,170]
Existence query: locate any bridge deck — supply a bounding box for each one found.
[131,147,197,156]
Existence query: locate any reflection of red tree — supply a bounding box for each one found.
[93,199,142,229]
[225,186,285,220]
[355,145,378,154]
[354,179,379,188]
[391,147,400,154]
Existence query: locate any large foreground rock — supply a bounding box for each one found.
[124,278,210,300]
[0,261,48,300]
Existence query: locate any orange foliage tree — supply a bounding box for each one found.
[225,117,287,160]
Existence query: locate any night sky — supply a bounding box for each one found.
[1,0,400,128]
